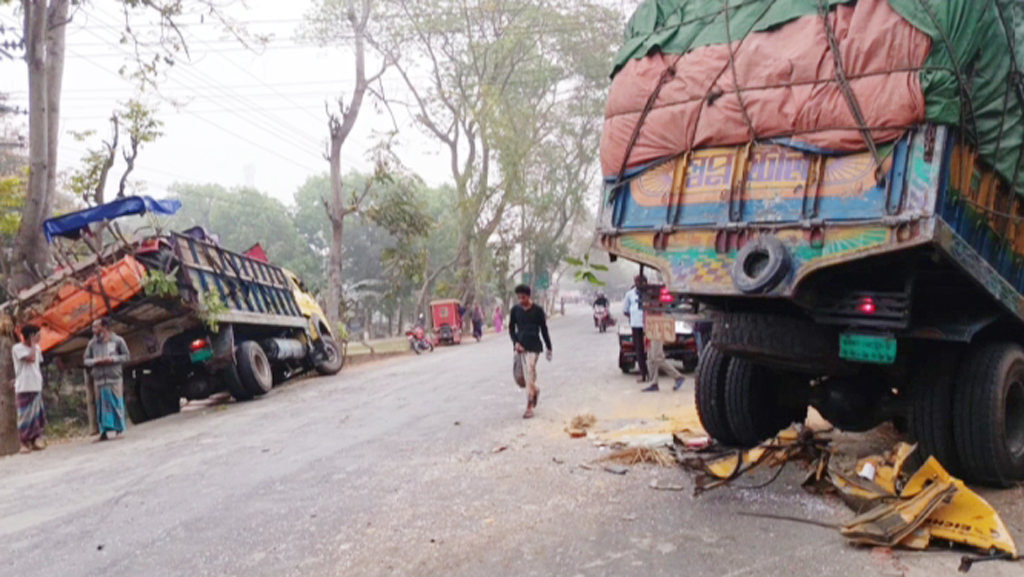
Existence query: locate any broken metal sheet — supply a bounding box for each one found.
[840,477,957,547]
[902,457,1017,557]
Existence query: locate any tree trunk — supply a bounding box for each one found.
[11,0,50,292]
[325,203,344,326]
[45,0,68,215]
[0,336,18,455]
[2,1,50,457]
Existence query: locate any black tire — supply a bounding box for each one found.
[139,378,181,420]
[620,361,634,374]
[908,345,964,477]
[713,312,845,374]
[237,341,273,396]
[314,337,344,375]
[730,235,791,294]
[221,365,253,401]
[725,358,804,446]
[695,344,740,446]
[125,371,149,425]
[953,342,1024,487]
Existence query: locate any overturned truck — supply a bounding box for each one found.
[598,0,1024,485]
[1,197,343,424]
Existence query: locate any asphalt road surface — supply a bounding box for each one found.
[3,305,1023,577]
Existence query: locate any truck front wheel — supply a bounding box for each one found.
[237,341,273,396]
[695,344,739,446]
[954,342,1024,487]
[725,358,807,446]
[314,337,344,375]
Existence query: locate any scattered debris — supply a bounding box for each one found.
[454,421,461,426]
[604,465,629,475]
[649,479,685,491]
[492,446,508,454]
[552,457,565,464]
[578,463,594,471]
[621,514,638,521]
[675,430,1018,563]
[602,446,675,467]
[566,412,597,438]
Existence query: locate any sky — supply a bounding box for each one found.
[0,0,462,206]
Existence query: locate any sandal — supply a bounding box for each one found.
[523,407,535,419]
[19,444,31,454]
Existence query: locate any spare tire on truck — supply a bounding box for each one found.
[236,341,273,397]
[314,337,344,376]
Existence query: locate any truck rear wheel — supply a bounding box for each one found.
[953,342,1024,486]
[221,365,253,401]
[125,371,149,425]
[237,341,273,396]
[314,337,344,376]
[907,345,963,477]
[139,377,181,420]
[725,358,806,446]
[695,344,740,446]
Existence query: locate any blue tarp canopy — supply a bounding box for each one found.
[43,196,181,243]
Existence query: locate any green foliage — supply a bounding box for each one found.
[568,253,607,286]
[140,268,179,298]
[0,171,24,238]
[170,183,322,291]
[196,291,228,333]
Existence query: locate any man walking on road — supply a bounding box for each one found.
[642,336,686,392]
[508,284,552,419]
[84,318,131,441]
[623,274,650,385]
[13,324,46,453]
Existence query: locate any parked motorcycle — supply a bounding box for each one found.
[593,305,612,333]
[407,326,434,354]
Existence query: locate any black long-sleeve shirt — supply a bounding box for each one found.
[509,304,552,353]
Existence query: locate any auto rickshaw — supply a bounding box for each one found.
[430,299,463,346]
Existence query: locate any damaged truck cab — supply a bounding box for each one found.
[599,127,1024,486]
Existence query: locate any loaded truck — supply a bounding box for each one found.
[598,0,1024,485]
[0,196,343,424]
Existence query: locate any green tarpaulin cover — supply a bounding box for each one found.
[612,0,1024,196]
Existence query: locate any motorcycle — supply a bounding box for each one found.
[593,305,612,333]
[407,326,435,354]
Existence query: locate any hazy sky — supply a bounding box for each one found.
[1,0,459,206]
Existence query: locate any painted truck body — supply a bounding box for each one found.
[598,125,1024,485]
[2,202,343,424]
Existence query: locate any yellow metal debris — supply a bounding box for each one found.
[901,457,1017,557]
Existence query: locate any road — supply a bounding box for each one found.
[2,305,1022,577]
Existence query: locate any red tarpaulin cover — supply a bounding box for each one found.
[245,243,269,263]
[601,0,930,176]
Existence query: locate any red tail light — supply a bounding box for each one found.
[190,338,209,352]
[857,297,876,314]
[659,287,673,303]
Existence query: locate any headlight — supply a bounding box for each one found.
[675,321,693,334]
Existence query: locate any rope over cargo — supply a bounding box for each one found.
[603,0,1024,200]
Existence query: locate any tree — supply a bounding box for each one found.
[168,183,322,287]
[372,0,620,311]
[303,0,388,327]
[67,99,163,205]
[1,0,249,455]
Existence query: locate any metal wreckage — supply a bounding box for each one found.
[675,428,1017,572]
